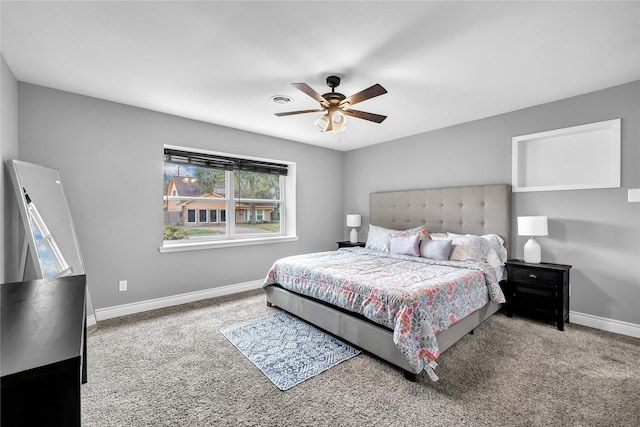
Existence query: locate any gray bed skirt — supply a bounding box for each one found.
[265,285,502,376]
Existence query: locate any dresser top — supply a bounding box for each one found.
[1,275,86,377]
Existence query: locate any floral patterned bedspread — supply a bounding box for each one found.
[263,247,505,373]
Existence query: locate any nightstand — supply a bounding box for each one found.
[337,241,365,249]
[505,260,572,331]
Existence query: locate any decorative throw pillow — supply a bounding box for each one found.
[366,224,428,252]
[448,235,486,262]
[390,234,421,257]
[447,232,508,263]
[419,239,452,260]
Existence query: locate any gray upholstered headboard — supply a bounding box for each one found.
[369,184,511,254]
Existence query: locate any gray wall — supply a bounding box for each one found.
[344,81,640,325]
[17,83,344,309]
[11,78,640,327]
[1,54,19,283]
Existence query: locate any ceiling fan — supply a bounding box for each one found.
[274,76,387,134]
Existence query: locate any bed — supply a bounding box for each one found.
[263,184,511,380]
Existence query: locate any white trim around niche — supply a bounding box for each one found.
[512,118,621,192]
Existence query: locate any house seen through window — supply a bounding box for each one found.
[162,146,295,248]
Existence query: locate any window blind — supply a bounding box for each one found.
[164,148,288,176]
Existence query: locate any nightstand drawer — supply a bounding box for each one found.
[514,283,556,299]
[511,266,558,286]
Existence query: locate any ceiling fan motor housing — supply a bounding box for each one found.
[323,76,346,105]
[326,75,341,89]
[323,92,346,105]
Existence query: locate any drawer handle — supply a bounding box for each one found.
[529,274,537,279]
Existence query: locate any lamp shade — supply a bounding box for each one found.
[517,216,548,236]
[331,111,346,134]
[346,214,361,227]
[314,114,330,132]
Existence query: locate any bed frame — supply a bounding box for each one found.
[265,184,511,380]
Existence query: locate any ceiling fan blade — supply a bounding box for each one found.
[292,83,330,108]
[342,109,387,123]
[339,84,387,107]
[274,109,325,117]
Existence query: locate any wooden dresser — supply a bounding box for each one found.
[1,275,87,427]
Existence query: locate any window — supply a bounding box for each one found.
[244,209,265,222]
[161,145,297,251]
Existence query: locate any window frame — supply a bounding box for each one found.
[160,145,297,252]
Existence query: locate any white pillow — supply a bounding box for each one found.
[481,233,508,263]
[428,232,448,239]
[365,224,392,251]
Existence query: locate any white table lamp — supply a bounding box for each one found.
[517,216,548,264]
[346,214,361,244]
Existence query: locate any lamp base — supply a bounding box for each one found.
[350,228,359,244]
[523,237,542,263]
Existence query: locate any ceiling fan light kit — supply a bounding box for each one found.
[314,114,330,132]
[275,75,387,134]
[332,111,346,133]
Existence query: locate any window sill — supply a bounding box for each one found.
[159,235,299,253]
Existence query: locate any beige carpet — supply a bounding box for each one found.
[82,289,640,426]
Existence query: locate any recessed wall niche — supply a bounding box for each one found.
[512,118,621,192]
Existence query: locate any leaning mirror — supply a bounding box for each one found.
[7,159,97,331]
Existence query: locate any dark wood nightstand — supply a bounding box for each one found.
[505,260,572,331]
[337,241,365,249]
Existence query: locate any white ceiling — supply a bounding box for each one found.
[2,1,639,151]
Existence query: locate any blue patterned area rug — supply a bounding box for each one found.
[220,312,361,390]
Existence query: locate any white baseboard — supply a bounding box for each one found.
[92,287,640,339]
[94,279,264,322]
[87,314,97,328]
[570,310,640,338]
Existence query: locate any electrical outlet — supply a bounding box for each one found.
[119,280,127,292]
